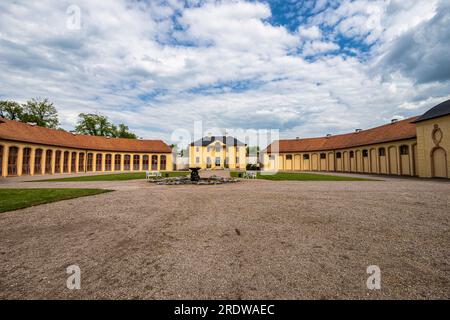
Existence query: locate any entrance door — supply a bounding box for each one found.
[432,148,447,178]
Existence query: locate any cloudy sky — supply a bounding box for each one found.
[0,0,449,143]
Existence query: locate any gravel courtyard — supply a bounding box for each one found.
[0,173,449,299]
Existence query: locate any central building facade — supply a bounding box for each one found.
[189,136,247,170]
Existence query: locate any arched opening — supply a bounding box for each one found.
[8,146,19,176]
[285,154,293,170]
[160,155,167,171]
[45,150,53,174]
[78,153,85,172]
[105,154,112,171]
[114,154,121,171]
[319,153,326,171]
[294,154,301,170]
[349,151,355,172]
[336,152,342,171]
[34,149,43,174]
[63,151,70,173]
[370,149,377,173]
[362,149,369,173]
[431,147,447,178]
[303,154,310,170]
[399,145,410,175]
[0,145,3,176]
[87,153,94,172]
[355,150,362,172]
[22,147,32,175]
[71,152,77,172]
[55,150,62,173]
[378,148,387,174]
[151,155,158,170]
[133,155,140,170]
[96,154,103,171]
[311,154,318,171]
[142,155,149,171]
[124,155,131,171]
[388,146,398,175]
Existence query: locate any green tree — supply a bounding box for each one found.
[74,113,116,137]
[22,98,59,128]
[114,123,138,139]
[0,100,24,120]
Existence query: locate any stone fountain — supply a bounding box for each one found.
[148,168,239,185]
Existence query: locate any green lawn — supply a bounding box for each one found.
[230,171,375,181]
[0,188,113,213]
[34,171,189,182]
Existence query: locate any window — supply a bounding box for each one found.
[151,155,158,170]
[320,153,326,159]
[22,148,31,175]
[34,149,43,174]
[124,155,131,170]
[114,154,121,171]
[400,145,409,155]
[160,155,167,170]
[362,150,368,157]
[87,153,93,171]
[78,153,85,172]
[196,157,200,164]
[215,143,221,152]
[8,146,18,176]
[55,151,62,173]
[269,155,275,160]
[63,151,69,173]
[350,151,354,158]
[0,145,4,176]
[215,157,221,166]
[336,152,342,159]
[142,155,149,171]
[133,155,140,170]
[71,152,77,172]
[286,154,293,160]
[225,157,229,168]
[378,148,386,157]
[96,154,102,171]
[236,157,239,164]
[196,147,199,152]
[206,157,212,168]
[303,154,309,160]
[207,146,211,152]
[105,154,112,171]
[45,150,53,174]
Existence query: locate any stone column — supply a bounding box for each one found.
[1,145,9,177]
[29,147,36,176]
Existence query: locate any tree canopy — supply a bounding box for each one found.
[0,98,59,128]
[1,98,138,139]
[74,113,138,139]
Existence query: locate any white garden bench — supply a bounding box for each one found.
[243,171,258,179]
[146,171,162,179]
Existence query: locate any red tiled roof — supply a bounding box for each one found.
[265,116,418,153]
[0,117,172,153]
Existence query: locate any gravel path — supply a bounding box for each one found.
[0,174,449,299]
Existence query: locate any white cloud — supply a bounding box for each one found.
[298,25,322,40]
[0,0,448,144]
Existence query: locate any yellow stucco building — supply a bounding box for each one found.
[0,117,172,177]
[263,99,450,179]
[189,136,247,170]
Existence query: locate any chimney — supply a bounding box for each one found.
[355,129,362,133]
